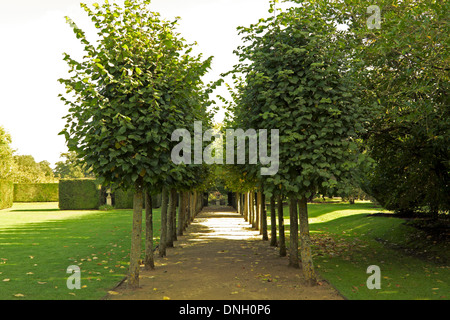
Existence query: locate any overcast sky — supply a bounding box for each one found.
[0,0,281,166]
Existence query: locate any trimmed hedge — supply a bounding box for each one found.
[112,189,162,209]
[59,179,100,210]
[114,188,134,209]
[14,183,59,202]
[0,180,13,210]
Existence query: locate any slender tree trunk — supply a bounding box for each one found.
[277,194,286,257]
[190,191,195,221]
[159,187,169,257]
[144,191,154,270]
[172,190,178,241]
[256,191,263,235]
[298,196,317,286]
[243,192,248,221]
[288,195,299,268]
[270,195,277,246]
[252,192,256,228]
[167,189,176,248]
[128,179,144,289]
[248,191,255,228]
[261,191,268,241]
[193,191,198,218]
[185,191,190,230]
[255,192,260,230]
[177,192,184,236]
[236,192,240,214]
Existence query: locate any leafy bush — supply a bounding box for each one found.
[114,188,134,209]
[113,188,162,209]
[59,179,100,210]
[99,204,114,211]
[14,183,59,202]
[0,180,13,209]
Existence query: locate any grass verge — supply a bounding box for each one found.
[270,201,449,300]
[0,202,161,300]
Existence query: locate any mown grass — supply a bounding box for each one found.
[272,201,449,300]
[0,202,161,300]
[1,201,448,300]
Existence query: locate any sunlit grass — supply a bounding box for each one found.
[268,201,449,300]
[0,203,161,300]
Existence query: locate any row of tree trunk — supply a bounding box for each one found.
[129,179,204,289]
[234,191,317,286]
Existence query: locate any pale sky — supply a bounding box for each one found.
[0,0,281,167]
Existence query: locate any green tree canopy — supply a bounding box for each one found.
[58,0,215,288]
[0,126,13,180]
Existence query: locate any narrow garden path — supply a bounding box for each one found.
[109,206,343,300]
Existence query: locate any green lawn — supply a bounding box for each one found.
[1,201,448,300]
[0,202,161,300]
[272,201,449,300]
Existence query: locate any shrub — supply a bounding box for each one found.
[114,188,134,209]
[113,188,162,209]
[99,204,114,211]
[59,179,100,210]
[14,183,59,202]
[0,180,13,210]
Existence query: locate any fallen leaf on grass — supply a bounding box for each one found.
[108,291,119,295]
[14,294,25,297]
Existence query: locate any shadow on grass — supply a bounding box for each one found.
[10,209,61,212]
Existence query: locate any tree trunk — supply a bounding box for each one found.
[185,191,190,230]
[159,187,169,257]
[298,196,317,286]
[128,179,144,289]
[251,192,256,229]
[144,191,154,270]
[173,192,178,241]
[167,189,176,247]
[257,191,262,233]
[288,195,299,268]
[255,192,260,230]
[177,192,185,236]
[243,192,248,221]
[261,191,268,241]
[277,194,286,257]
[270,195,277,246]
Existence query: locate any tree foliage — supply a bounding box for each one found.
[332,0,450,214]
[59,0,214,193]
[59,0,215,288]
[0,126,13,180]
[54,151,94,179]
[223,1,367,284]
